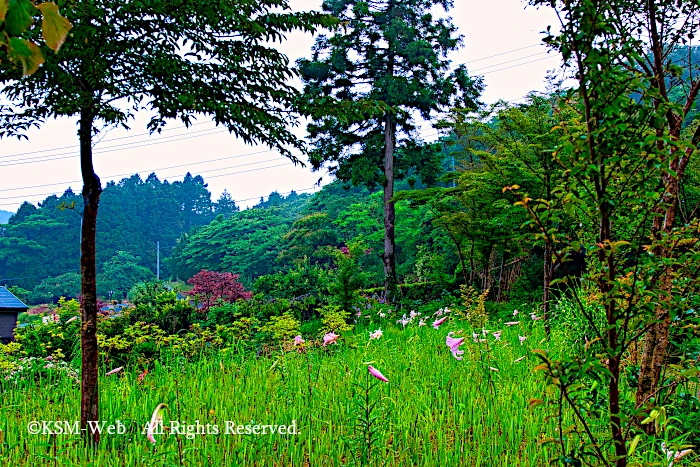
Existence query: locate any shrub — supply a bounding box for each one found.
[13,298,81,361]
[456,285,489,328]
[185,270,252,312]
[260,312,301,343]
[253,261,329,300]
[319,305,353,334]
[327,240,368,313]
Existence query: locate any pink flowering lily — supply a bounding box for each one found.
[368,365,388,382]
[418,319,426,327]
[294,335,305,345]
[397,314,411,327]
[661,442,693,467]
[519,335,527,345]
[446,332,465,360]
[432,316,447,329]
[146,403,168,444]
[492,331,502,341]
[369,328,383,340]
[106,366,123,376]
[513,309,519,316]
[323,332,340,346]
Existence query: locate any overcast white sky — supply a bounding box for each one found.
[0,0,561,213]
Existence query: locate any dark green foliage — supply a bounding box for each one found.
[327,241,368,313]
[253,261,330,300]
[0,173,219,292]
[28,272,81,304]
[96,251,155,301]
[167,196,309,283]
[6,285,29,303]
[277,213,341,267]
[0,190,82,291]
[214,189,239,218]
[125,281,196,334]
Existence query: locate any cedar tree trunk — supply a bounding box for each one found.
[79,106,101,444]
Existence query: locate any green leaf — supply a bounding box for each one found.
[38,2,71,51]
[4,0,37,36]
[627,434,641,457]
[7,37,44,76]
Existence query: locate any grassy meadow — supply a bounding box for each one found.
[1,320,560,467]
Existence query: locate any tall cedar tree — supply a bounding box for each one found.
[297,0,482,298]
[0,0,334,443]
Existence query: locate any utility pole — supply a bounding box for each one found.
[156,241,160,280]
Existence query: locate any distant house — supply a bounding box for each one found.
[0,286,28,342]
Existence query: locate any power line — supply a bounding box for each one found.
[473,55,559,75]
[0,127,230,167]
[0,120,214,160]
[465,43,543,64]
[0,159,298,203]
[0,43,552,165]
[0,126,445,203]
[469,52,551,74]
[0,81,554,206]
[0,149,279,192]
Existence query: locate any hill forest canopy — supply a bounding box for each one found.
[0,0,699,466]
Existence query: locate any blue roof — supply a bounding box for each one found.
[0,286,28,310]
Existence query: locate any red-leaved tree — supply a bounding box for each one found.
[185,270,252,312]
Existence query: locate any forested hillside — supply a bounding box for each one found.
[0,172,227,301]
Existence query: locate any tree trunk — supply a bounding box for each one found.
[382,36,397,302]
[542,242,552,335]
[635,0,695,423]
[383,110,397,301]
[442,226,468,286]
[496,254,505,302]
[468,244,475,286]
[79,107,102,444]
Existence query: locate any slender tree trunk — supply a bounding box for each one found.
[382,38,397,301]
[543,242,552,335]
[79,106,101,444]
[600,210,626,467]
[635,0,694,421]
[496,254,505,302]
[468,244,475,286]
[442,226,468,286]
[635,187,678,426]
[383,110,397,300]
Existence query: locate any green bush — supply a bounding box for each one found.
[253,261,329,300]
[327,240,368,313]
[13,298,81,361]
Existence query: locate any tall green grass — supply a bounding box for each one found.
[1,322,556,466]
